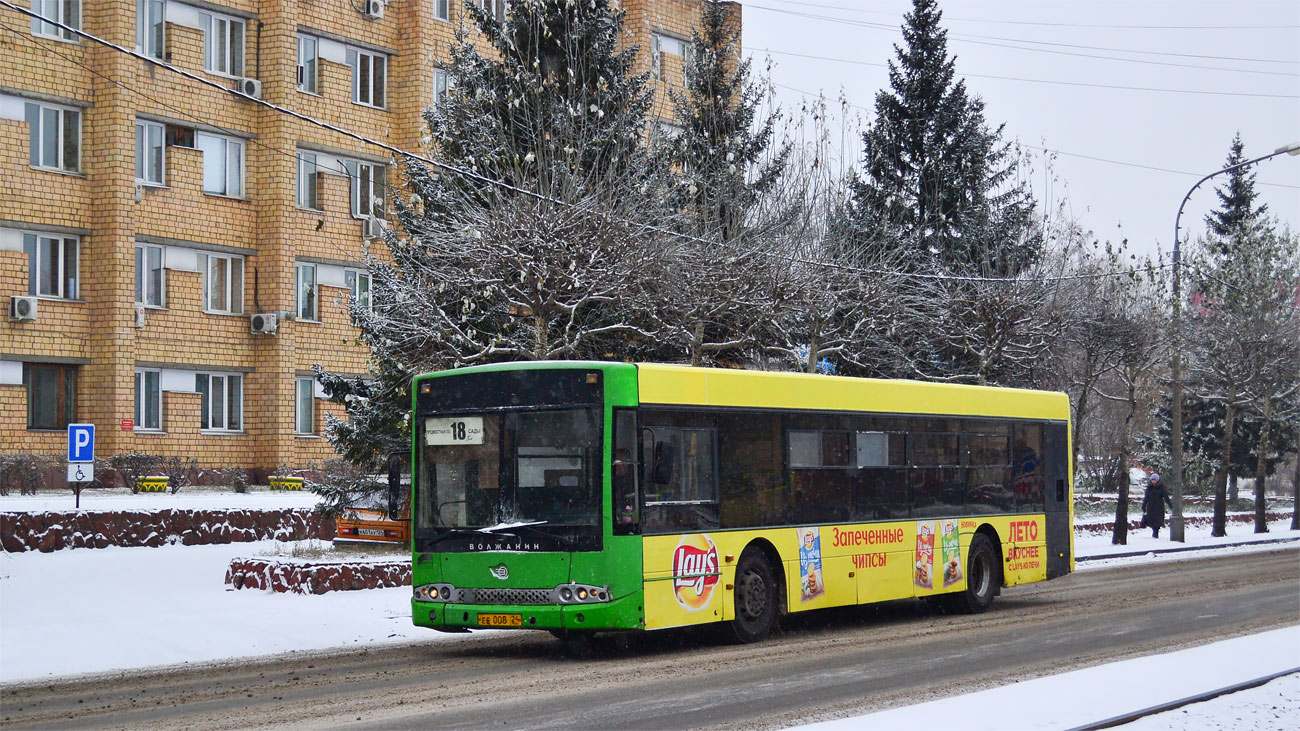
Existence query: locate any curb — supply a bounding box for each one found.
[1070,666,1300,730]
[1077,535,1300,561]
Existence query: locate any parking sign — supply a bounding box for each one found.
[68,423,95,463]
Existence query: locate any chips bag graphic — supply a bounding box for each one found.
[941,518,963,587]
[914,521,936,589]
[798,526,825,603]
[672,533,720,611]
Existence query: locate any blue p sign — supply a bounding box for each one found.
[68,423,95,463]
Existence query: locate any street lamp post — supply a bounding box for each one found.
[1168,142,1300,543]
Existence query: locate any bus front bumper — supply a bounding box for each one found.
[412,591,644,633]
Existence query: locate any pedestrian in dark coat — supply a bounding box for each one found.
[1142,473,1173,538]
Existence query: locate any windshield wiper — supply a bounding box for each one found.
[477,520,548,534]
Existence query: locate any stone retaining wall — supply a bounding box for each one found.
[225,558,410,595]
[0,509,335,552]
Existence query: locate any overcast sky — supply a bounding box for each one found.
[735,0,1300,260]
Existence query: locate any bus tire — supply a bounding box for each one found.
[950,533,999,614]
[729,549,777,644]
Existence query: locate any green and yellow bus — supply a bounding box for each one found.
[409,362,1072,643]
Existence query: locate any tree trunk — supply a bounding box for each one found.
[806,333,819,374]
[690,321,705,367]
[1291,433,1299,531]
[1228,474,1238,503]
[1211,400,1235,537]
[533,313,550,360]
[1253,400,1272,533]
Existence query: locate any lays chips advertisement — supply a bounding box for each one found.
[671,533,720,611]
[941,518,963,587]
[914,520,937,589]
[797,527,825,603]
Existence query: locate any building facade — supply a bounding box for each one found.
[0,0,724,472]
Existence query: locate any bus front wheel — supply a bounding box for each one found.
[949,533,999,614]
[729,550,777,643]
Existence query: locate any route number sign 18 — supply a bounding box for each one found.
[424,416,484,445]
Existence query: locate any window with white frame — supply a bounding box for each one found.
[31,0,80,41]
[24,102,79,173]
[198,252,243,314]
[196,132,244,197]
[344,159,385,218]
[23,233,78,299]
[345,268,371,311]
[652,33,691,83]
[295,262,317,321]
[196,372,242,431]
[433,67,449,108]
[135,119,164,185]
[134,369,161,431]
[346,47,386,108]
[135,243,164,306]
[434,0,449,22]
[201,10,245,77]
[295,377,314,434]
[297,34,318,93]
[136,0,164,59]
[296,151,318,210]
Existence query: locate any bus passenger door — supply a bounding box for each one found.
[1043,422,1071,578]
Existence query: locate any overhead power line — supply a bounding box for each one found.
[760,0,1300,30]
[745,2,1300,65]
[0,0,1185,287]
[749,46,1300,99]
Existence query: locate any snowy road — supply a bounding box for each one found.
[2,547,1295,729]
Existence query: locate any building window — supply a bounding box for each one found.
[136,0,164,59]
[434,0,449,22]
[196,132,244,197]
[134,369,161,431]
[433,67,449,108]
[345,159,385,218]
[196,373,242,432]
[198,252,243,314]
[135,243,165,306]
[201,10,245,77]
[347,47,386,108]
[295,377,314,434]
[135,119,164,185]
[297,34,318,93]
[31,0,80,41]
[296,262,317,321]
[296,151,318,210]
[23,233,78,299]
[652,33,691,83]
[345,268,371,311]
[25,102,79,173]
[24,363,76,430]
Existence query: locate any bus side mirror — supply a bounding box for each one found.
[652,441,675,485]
[387,453,403,522]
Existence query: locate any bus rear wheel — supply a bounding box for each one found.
[729,550,777,643]
[948,533,999,614]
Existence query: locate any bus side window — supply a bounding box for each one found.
[642,424,719,533]
[612,409,639,535]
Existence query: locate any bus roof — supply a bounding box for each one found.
[636,363,1069,422]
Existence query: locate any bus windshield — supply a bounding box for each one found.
[415,408,602,552]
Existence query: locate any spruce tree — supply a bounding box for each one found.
[667,0,790,243]
[1204,132,1268,248]
[313,0,672,507]
[845,0,1038,276]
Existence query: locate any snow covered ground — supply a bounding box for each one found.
[794,627,1300,731]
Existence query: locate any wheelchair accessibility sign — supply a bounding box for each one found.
[67,461,93,483]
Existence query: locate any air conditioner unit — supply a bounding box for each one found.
[363,216,385,239]
[237,77,262,99]
[250,312,279,334]
[364,0,384,20]
[9,296,37,321]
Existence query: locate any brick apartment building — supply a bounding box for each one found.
[0,0,722,473]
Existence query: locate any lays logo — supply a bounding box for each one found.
[672,533,720,611]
